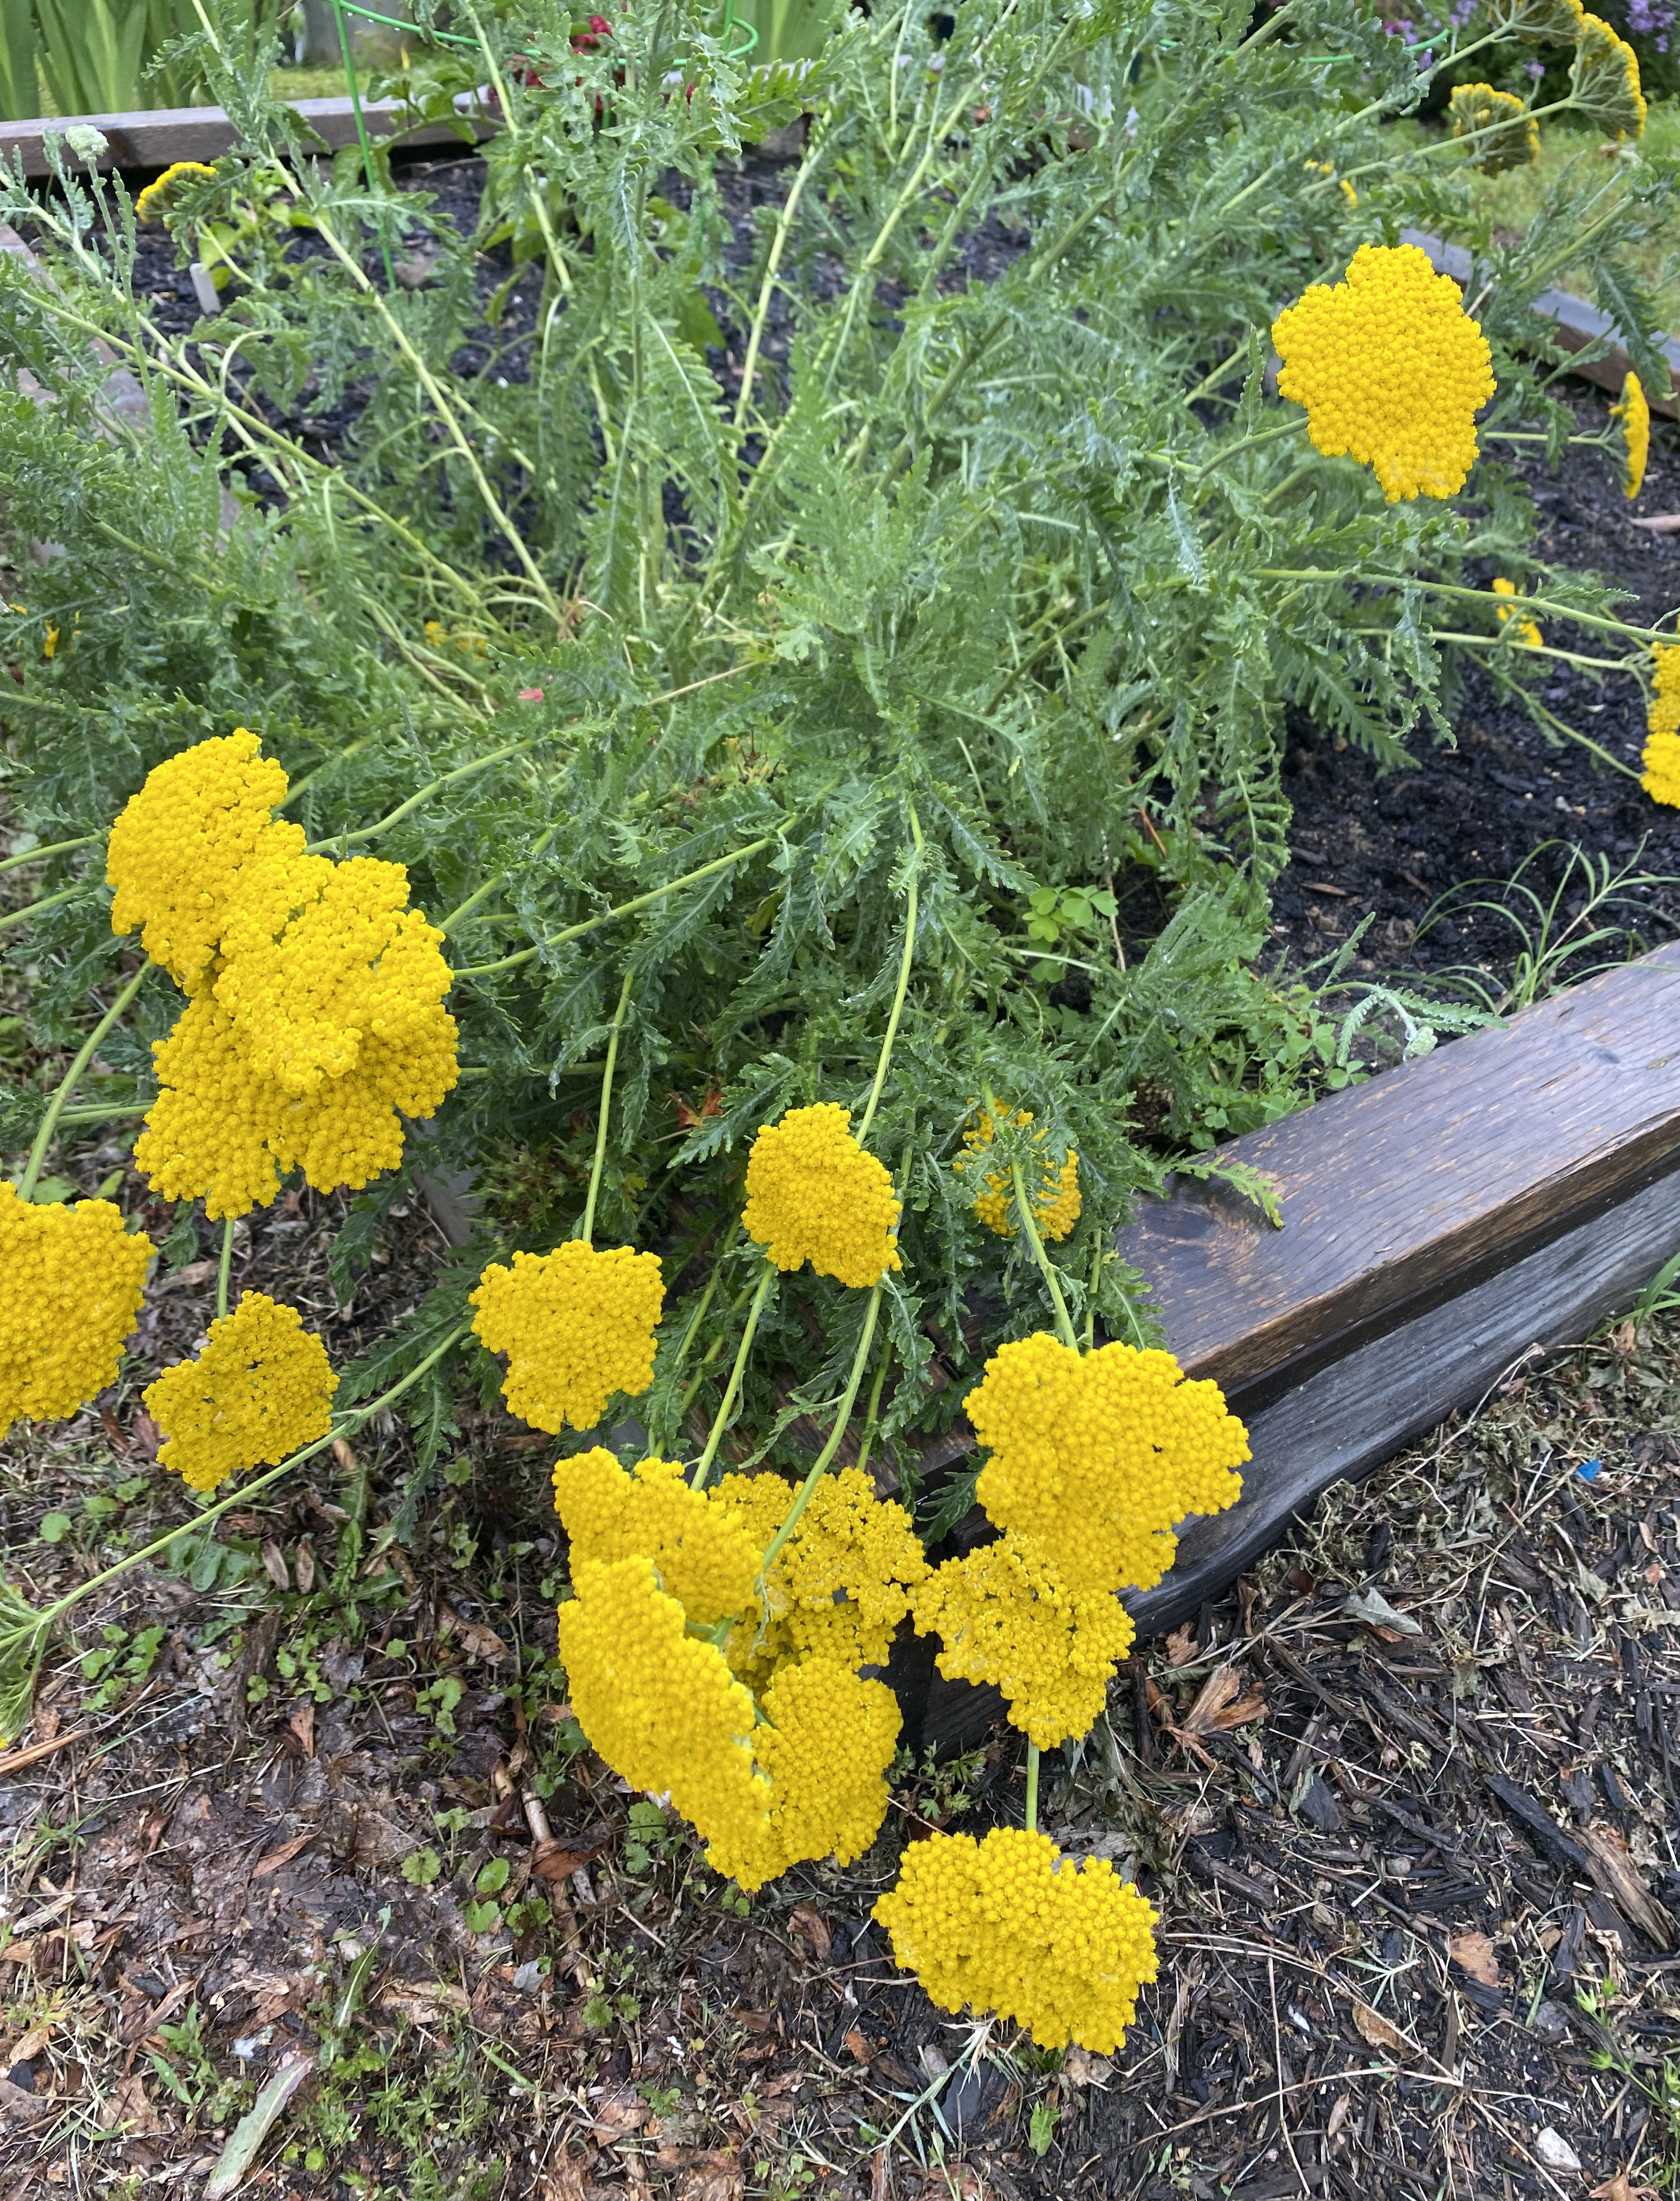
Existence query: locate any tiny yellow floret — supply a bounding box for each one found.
[1613,372,1650,501]
[1272,242,1496,501]
[966,1332,1248,1595]
[0,1186,153,1440]
[1493,577,1543,650]
[134,161,216,222]
[553,1449,760,1626]
[742,1103,901,1288]
[107,730,300,993]
[874,1827,1160,2054]
[471,1240,665,1433]
[145,1291,338,1494]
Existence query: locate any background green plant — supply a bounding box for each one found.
[0,0,288,120]
[0,0,1668,1509]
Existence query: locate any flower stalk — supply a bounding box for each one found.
[19,967,149,1201]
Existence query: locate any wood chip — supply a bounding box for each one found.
[251,1833,314,1880]
[1577,1823,1675,1949]
[0,1728,88,1779]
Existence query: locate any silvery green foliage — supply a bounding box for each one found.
[0,0,1658,1474]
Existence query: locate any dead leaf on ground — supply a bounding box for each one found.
[1162,1623,1199,1668]
[1351,2000,1415,2056]
[843,2029,870,2063]
[1590,2173,1660,2201]
[260,1540,289,1591]
[1449,1931,1501,1988]
[787,1902,831,1960]
[585,2087,647,2140]
[8,2023,51,2063]
[437,1605,509,1664]
[98,2075,161,2135]
[530,1836,609,1883]
[1155,1665,1266,1764]
[379,1981,470,2023]
[288,1705,316,1758]
[251,1833,314,1880]
[671,2152,743,2201]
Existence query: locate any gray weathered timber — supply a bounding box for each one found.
[0,96,475,176]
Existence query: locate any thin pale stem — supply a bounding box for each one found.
[307,739,537,853]
[690,1267,776,1492]
[217,1216,236,1322]
[856,804,924,1147]
[0,834,100,878]
[733,126,823,433]
[19,968,149,1200]
[1010,1151,1078,1352]
[1259,570,1671,647]
[758,1284,883,1573]
[581,970,633,1244]
[852,1338,894,1484]
[0,883,89,934]
[1025,1742,1040,1833]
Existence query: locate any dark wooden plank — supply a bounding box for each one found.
[1114,943,1680,1401]
[1123,1160,1680,1636]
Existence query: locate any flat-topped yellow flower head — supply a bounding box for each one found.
[107,729,301,992]
[1446,84,1540,175]
[1272,242,1496,501]
[914,1530,1135,1749]
[0,1186,153,1440]
[552,1449,760,1626]
[471,1240,665,1433]
[1573,13,1646,139]
[874,1827,1160,2054]
[1643,643,1680,806]
[966,1332,1248,1595]
[742,1103,901,1288]
[134,161,216,222]
[146,1291,337,1493]
[1613,372,1649,500]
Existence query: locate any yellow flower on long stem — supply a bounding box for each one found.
[1446,84,1540,175]
[741,1102,901,1288]
[0,1186,153,1441]
[472,1241,665,1433]
[145,1291,338,1494]
[954,1108,1081,1242]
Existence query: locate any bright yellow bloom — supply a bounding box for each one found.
[954,1110,1081,1243]
[1573,13,1646,139]
[1339,178,1359,209]
[0,1186,152,1441]
[712,1466,928,1683]
[1643,644,1680,805]
[1493,577,1543,650]
[553,1449,760,1626]
[914,1530,1135,1750]
[471,1241,664,1433]
[966,1333,1248,1595]
[144,1291,337,1494]
[107,730,301,993]
[134,161,216,222]
[709,1657,901,1892]
[874,1827,1160,2054]
[742,1103,900,1288]
[1447,84,1540,175]
[42,625,56,660]
[215,845,456,1099]
[1613,372,1649,500]
[556,1556,770,1862]
[1272,242,1496,501]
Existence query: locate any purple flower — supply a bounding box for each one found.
[1526,56,1546,76]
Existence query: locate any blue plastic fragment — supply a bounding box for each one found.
[1576,1457,1602,1482]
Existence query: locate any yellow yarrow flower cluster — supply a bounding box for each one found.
[556,1555,772,1866]
[1573,13,1646,139]
[1447,84,1540,175]
[742,1103,901,1288]
[1613,372,1649,501]
[708,1657,901,1892]
[874,1827,1160,2054]
[953,1110,1081,1243]
[144,1291,338,1493]
[967,1333,1248,1596]
[553,1449,759,1625]
[472,1241,665,1432]
[0,1186,153,1440]
[1493,577,1543,650]
[1272,242,1496,501]
[107,729,297,993]
[914,1530,1136,1749]
[712,1467,928,1683]
[117,734,458,1215]
[133,161,216,223]
[1643,643,1680,807]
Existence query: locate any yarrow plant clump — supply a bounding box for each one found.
[145,1291,339,1493]
[0,1186,153,1440]
[1272,242,1497,500]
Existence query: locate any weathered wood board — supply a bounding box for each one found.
[0,96,476,176]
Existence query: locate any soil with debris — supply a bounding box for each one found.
[2,1141,1678,2199]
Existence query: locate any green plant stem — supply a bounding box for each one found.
[758,1284,884,1572]
[1010,1152,1078,1352]
[217,1215,236,1322]
[1024,1742,1039,1833]
[0,833,100,878]
[856,803,923,1147]
[19,967,149,1200]
[580,970,633,1244]
[0,883,89,934]
[1259,570,1670,646]
[852,1338,894,1484]
[456,834,779,979]
[690,1266,777,1492]
[3,1325,470,1661]
[330,0,399,292]
[306,739,538,853]
[1187,414,1306,472]
[733,124,824,432]
[675,1273,755,1424]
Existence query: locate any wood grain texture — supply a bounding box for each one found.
[1114,943,1680,1400]
[0,97,475,177]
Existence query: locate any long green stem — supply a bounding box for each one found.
[1010,1151,1078,1351]
[690,1266,776,1492]
[6,1325,469,1655]
[0,833,100,878]
[1024,1743,1040,1833]
[852,1337,894,1484]
[19,967,148,1200]
[1260,570,1671,647]
[581,970,633,1245]
[307,739,537,853]
[330,0,399,292]
[0,883,88,934]
[217,1215,236,1322]
[856,803,923,1147]
[758,1283,883,1573]
[456,834,779,980]
[733,125,824,433]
